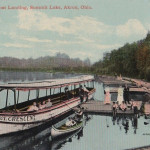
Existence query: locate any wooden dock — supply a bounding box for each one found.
[97,75,150,94]
[109,87,147,93]
[128,78,150,94]
[97,75,132,86]
[74,100,142,115]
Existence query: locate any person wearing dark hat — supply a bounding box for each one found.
[79,85,84,103]
[124,84,130,104]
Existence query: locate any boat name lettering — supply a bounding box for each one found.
[0,116,6,121]
[0,115,35,122]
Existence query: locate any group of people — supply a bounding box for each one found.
[27,98,52,112]
[103,84,139,116]
[64,85,89,103]
[112,100,138,116]
[79,85,89,103]
[112,101,126,114]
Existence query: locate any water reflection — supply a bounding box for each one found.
[50,128,84,150]
[111,115,139,134]
[1,113,92,150]
[0,71,79,83]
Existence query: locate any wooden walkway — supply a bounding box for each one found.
[97,75,132,86]
[74,100,142,115]
[109,87,147,93]
[97,76,150,94]
[128,78,150,94]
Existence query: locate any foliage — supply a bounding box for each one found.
[0,53,91,73]
[93,32,150,81]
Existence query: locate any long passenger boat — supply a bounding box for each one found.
[0,75,95,135]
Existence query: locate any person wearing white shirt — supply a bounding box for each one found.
[65,117,76,127]
[27,102,39,111]
[46,99,52,108]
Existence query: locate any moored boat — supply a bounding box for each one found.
[51,120,83,138]
[0,75,95,135]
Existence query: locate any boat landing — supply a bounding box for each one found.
[74,100,142,115]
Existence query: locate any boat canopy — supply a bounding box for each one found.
[0,75,94,91]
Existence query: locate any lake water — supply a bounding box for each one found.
[0,71,150,150]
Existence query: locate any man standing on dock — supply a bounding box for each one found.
[124,84,130,104]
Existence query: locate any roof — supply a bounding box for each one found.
[0,75,94,90]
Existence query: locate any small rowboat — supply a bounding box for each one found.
[51,120,83,138]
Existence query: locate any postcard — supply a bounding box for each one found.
[0,0,150,150]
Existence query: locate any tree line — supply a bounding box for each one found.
[92,32,150,81]
[0,53,91,73]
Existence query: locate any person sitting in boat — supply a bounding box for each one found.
[27,102,39,111]
[45,99,52,108]
[65,117,76,127]
[75,109,83,122]
[65,86,72,99]
[39,101,46,110]
[119,101,127,112]
[76,109,83,117]
[38,103,43,110]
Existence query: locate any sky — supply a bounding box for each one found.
[0,0,150,63]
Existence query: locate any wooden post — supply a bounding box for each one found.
[5,89,9,107]
[50,88,51,95]
[38,89,40,98]
[14,90,16,111]
[93,81,94,88]
[36,89,39,100]
[74,85,76,97]
[46,89,47,96]
[17,90,20,104]
[60,87,61,101]
[53,88,55,94]
[28,90,30,101]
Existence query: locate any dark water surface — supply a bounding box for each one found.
[0,71,150,150]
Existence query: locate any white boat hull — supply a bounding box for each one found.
[0,90,95,135]
[0,98,80,135]
[51,122,83,138]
